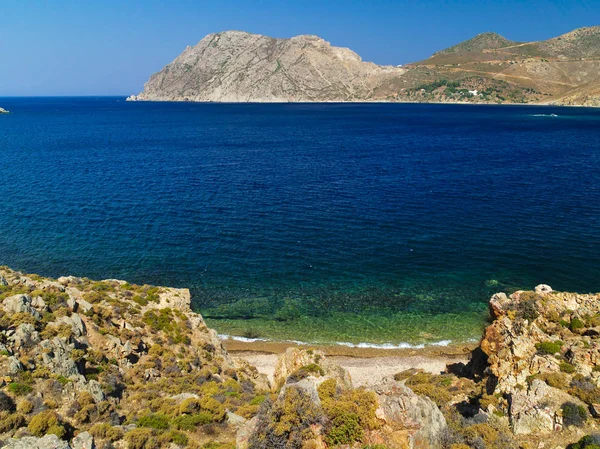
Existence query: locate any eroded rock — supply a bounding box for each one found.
[373,377,447,449]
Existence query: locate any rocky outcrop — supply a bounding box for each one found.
[2,435,71,449]
[509,379,585,435]
[131,31,405,103]
[480,286,600,395]
[373,377,447,449]
[2,294,41,319]
[0,107,9,114]
[273,347,352,390]
[246,349,446,449]
[0,266,264,448]
[71,432,95,449]
[473,285,600,438]
[2,433,95,449]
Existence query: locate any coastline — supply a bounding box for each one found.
[222,336,476,357]
[126,96,600,108]
[224,338,476,387]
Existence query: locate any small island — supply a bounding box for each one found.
[0,107,10,114]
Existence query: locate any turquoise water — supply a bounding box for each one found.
[1,98,599,345]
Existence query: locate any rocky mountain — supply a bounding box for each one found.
[130,27,600,106]
[129,31,405,102]
[1,265,600,449]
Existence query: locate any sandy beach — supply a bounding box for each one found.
[224,339,475,387]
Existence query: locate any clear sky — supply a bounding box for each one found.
[1,0,599,96]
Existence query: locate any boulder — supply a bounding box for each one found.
[273,348,352,389]
[6,356,23,374]
[31,295,48,312]
[535,284,553,295]
[372,377,447,449]
[489,292,511,319]
[169,393,200,402]
[11,323,40,349]
[58,276,83,285]
[57,313,87,337]
[2,294,41,319]
[77,299,93,313]
[0,275,8,286]
[38,337,80,378]
[72,431,95,449]
[236,416,259,449]
[78,379,106,403]
[2,435,71,449]
[509,379,584,434]
[67,297,77,311]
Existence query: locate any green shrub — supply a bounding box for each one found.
[287,363,325,383]
[570,318,585,331]
[567,435,600,449]
[568,376,600,405]
[90,423,124,441]
[138,413,170,430]
[28,410,64,437]
[562,402,588,427]
[7,382,33,396]
[250,394,267,406]
[125,428,159,449]
[363,446,392,449]
[398,370,456,407]
[560,361,576,373]
[162,430,188,446]
[318,379,379,445]
[172,412,213,430]
[535,340,563,355]
[47,424,67,439]
[462,423,499,447]
[133,295,148,306]
[516,297,540,321]
[17,399,34,414]
[250,386,323,449]
[143,308,174,332]
[409,383,453,407]
[537,372,568,389]
[327,412,363,445]
[0,411,26,432]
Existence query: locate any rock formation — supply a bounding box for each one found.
[130,31,405,103]
[131,27,600,105]
[0,266,266,449]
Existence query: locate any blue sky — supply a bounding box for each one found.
[1,0,598,96]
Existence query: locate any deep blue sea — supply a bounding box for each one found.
[1,97,599,346]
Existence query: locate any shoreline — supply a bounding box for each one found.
[222,336,476,358]
[224,338,476,387]
[125,97,600,108]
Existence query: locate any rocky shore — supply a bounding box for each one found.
[0,266,599,449]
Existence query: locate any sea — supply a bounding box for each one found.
[1,97,599,347]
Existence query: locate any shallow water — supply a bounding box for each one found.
[1,98,599,345]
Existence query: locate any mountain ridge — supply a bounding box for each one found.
[129,27,600,106]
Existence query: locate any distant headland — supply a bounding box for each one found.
[128,26,600,106]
